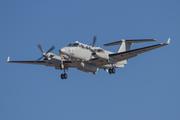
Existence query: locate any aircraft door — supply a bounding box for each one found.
[69,48,72,53]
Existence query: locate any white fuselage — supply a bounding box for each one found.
[59,42,119,73]
[60,42,113,61]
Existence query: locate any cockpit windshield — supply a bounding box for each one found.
[72,43,79,47]
[67,43,73,47]
[67,43,79,47]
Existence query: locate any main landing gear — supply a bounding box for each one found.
[60,68,68,80]
[109,68,115,74]
[61,73,68,79]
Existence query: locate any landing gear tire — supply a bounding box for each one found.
[61,73,68,79]
[61,74,64,79]
[109,68,115,74]
[64,73,68,79]
[112,68,115,74]
[109,68,112,74]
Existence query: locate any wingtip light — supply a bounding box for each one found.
[7,56,10,62]
[167,38,170,44]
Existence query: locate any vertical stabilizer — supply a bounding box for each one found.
[118,40,132,53]
[117,40,132,65]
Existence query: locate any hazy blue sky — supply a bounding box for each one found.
[1,0,180,120]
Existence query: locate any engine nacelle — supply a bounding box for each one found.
[75,61,99,74]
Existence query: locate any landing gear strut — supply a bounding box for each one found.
[61,73,68,79]
[109,68,115,74]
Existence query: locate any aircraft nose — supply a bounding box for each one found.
[60,48,65,52]
[59,47,67,55]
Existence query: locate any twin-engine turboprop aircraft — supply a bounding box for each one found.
[7,37,170,79]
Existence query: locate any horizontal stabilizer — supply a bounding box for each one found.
[104,39,156,46]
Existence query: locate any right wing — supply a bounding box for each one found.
[7,57,76,68]
[7,57,46,65]
[109,39,170,62]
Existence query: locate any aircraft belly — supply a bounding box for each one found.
[75,61,99,74]
[99,64,124,69]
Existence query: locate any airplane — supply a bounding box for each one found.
[7,37,170,79]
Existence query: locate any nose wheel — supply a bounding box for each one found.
[61,73,68,79]
[109,68,115,74]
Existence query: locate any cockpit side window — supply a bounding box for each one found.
[97,49,103,53]
[81,45,85,49]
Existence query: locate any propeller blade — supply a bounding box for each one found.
[38,44,44,53]
[36,56,43,61]
[37,44,55,61]
[46,46,55,53]
[92,36,96,47]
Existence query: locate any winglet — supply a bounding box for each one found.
[7,57,10,62]
[167,38,170,44]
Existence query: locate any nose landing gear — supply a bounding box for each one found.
[60,68,68,80]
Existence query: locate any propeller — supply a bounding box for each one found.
[90,36,104,54]
[89,36,97,53]
[92,36,96,47]
[36,44,55,61]
[36,56,44,61]
[38,44,44,53]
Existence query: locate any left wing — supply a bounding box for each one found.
[109,38,170,62]
[89,58,109,65]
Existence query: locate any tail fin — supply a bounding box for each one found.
[118,40,132,52]
[117,40,130,64]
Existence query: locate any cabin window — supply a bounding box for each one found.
[81,45,86,49]
[86,46,89,49]
[97,49,103,53]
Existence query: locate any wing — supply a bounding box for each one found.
[89,58,109,65]
[109,39,170,62]
[7,57,46,65]
[63,61,76,68]
[7,56,76,68]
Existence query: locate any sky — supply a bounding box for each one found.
[0,0,180,120]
